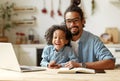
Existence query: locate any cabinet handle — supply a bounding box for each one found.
[115,49,120,52]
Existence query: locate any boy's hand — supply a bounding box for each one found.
[48,61,61,69]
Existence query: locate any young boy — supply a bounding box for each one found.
[40,25,78,69]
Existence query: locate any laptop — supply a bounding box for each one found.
[0,42,46,72]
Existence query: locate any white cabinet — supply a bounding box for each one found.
[14,44,120,66]
[13,45,19,59]
[13,44,46,66]
[105,44,120,65]
[18,46,36,66]
[110,0,120,9]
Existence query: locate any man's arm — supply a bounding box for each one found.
[65,59,115,70]
[85,59,115,70]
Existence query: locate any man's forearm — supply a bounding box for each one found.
[85,59,115,70]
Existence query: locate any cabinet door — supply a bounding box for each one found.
[36,48,43,66]
[13,45,19,60]
[114,48,120,64]
[18,46,36,66]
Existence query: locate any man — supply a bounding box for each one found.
[64,4,115,70]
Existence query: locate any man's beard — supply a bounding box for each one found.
[71,30,80,36]
[69,26,80,36]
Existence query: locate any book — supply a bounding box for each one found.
[58,67,96,74]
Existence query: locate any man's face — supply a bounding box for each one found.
[65,12,84,36]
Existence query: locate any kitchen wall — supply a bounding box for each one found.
[0,0,120,44]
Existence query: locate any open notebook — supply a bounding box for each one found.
[0,43,46,72]
[58,67,105,74]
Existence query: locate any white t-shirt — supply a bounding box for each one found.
[71,39,79,56]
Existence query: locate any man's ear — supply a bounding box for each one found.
[82,19,86,24]
[82,19,86,27]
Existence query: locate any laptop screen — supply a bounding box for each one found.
[0,43,46,72]
[0,43,21,72]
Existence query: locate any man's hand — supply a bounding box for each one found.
[65,61,81,68]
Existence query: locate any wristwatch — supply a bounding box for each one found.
[81,62,86,68]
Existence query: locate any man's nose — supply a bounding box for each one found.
[70,21,76,26]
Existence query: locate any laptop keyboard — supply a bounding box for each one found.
[21,67,31,70]
[20,65,46,71]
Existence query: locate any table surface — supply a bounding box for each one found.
[0,67,120,81]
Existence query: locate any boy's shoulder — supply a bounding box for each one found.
[44,45,54,49]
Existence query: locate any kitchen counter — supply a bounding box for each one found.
[14,44,46,48]
[105,44,120,48]
[14,43,120,48]
[0,68,120,81]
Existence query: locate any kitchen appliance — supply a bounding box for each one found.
[105,27,119,44]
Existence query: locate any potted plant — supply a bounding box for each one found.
[0,2,15,42]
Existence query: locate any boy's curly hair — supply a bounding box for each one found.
[45,24,72,46]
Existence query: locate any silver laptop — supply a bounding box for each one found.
[0,42,46,72]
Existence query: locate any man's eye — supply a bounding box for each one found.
[74,19,79,22]
[67,20,72,23]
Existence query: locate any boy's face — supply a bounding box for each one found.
[52,29,68,51]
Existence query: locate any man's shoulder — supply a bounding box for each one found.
[81,30,101,44]
[83,30,99,39]
[64,46,73,51]
[84,30,96,36]
[64,46,72,49]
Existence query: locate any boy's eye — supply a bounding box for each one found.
[53,36,65,40]
[53,36,57,39]
[60,37,65,39]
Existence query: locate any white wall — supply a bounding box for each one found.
[84,0,120,36]
[0,0,120,44]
